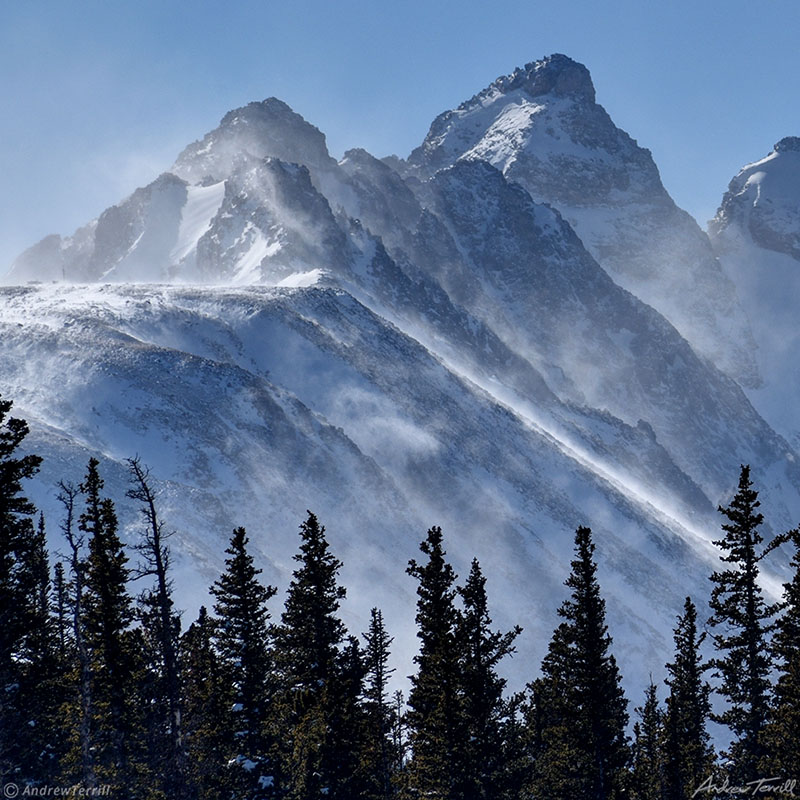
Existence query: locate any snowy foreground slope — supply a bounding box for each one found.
[1,281,793,698]
[4,55,800,698]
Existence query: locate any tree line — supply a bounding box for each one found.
[1,394,799,799]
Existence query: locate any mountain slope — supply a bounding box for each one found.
[2,281,788,697]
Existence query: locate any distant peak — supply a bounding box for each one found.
[173,95,335,183]
[774,136,800,153]
[473,53,595,106]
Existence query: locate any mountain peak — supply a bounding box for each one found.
[473,53,595,106]
[518,53,595,102]
[172,97,335,184]
[219,97,301,128]
[710,135,800,265]
[774,136,800,153]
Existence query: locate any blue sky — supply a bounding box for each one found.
[1,0,798,270]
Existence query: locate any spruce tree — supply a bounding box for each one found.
[456,558,521,800]
[79,458,147,793]
[272,511,364,800]
[49,558,76,779]
[15,514,65,783]
[22,514,52,669]
[527,664,579,800]
[630,682,664,800]
[708,466,774,783]
[390,690,407,785]
[663,597,714,800]
[763,527,800,778]
[211,526,277,798]
[404,525,466,800]
[181,606,233,800]
[529,526,629,800]
[361,608,397,800]
[0,395,42,782]
[329,634,369,798]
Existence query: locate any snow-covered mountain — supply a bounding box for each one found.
[401,53,758,387]
[4,55,798,696]
[709,137,800,447]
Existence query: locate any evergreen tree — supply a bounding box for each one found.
[49,559,76,779]
[181,606,233,800]
[529,526,629,800]
[22,514,52,668]
[404,526,467,800]
[361,608,397,800]
[79,458,147,793]
[663,597,714,800]
[211,526,277,798]
[528,642,585,800]
[456,558,521,800]
[0,395,42,781]
[763,527,800,778]
[51,550,77,775]
[272,511,364,800]
[127,457,189,799]
[631,682,664,800]
[15,514,65,783]
[708,466,774,783]
[329,634,369,798]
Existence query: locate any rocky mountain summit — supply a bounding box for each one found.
[709,137,800,445]
[402,53,758,386]
[710,136,800,262]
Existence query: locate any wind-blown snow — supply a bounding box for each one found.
[170,180,226,265]
[0,282,793,701]
[276,269,326,288]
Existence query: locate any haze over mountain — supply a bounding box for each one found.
[3,54,797,694]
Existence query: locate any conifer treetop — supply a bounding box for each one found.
[708,465,774,784]
[0,395,42,519]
